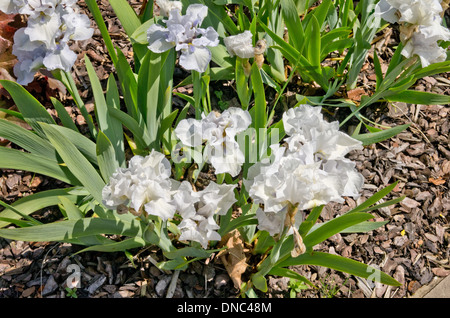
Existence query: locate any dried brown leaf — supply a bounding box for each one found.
[428,176,446,185]
[0,12,18,79]
[347,87,365,102]
[218,229,248,290]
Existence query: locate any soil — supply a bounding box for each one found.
[0,1,449,299]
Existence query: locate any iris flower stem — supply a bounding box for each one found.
[192,70,203,120]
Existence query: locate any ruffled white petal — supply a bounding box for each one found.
[224,30,255,59]
[179,45,212,73]
[174,118,204,147]
[147,24,176,53]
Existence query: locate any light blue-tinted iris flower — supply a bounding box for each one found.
[147,4,219,73]
[4,0,93,85]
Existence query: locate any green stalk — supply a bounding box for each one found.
[54,70,96,138]
[192,71,203,119]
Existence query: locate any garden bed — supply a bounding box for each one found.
[0,0,449,299]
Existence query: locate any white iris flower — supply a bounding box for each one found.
[4,0,94,85]
[402,23,450,66]
[375,0,450,67]
[147,4,219,73]
[102,150,237,249]
[102,150,178,221]
[173,181,237,248]
[174,107,252,177]
[244,105,364,236]
[224,30,255,59]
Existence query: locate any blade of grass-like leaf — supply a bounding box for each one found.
[160,109,179,153]
[412,60,450,79]
[49,125,98,166]
[353,124,410,146]
[372,49,383,90]
[0,106,23,120]
[105,74,125,167]
[75,237,147,254]
[116,49,138,119]
[0,188,81,228]
[278,252,401,286]
[68,235,114,246]
[258,19,300,63]
[85,55,109,131]
[251,63,268,162]
[109,107,149,150]
[0,147,78,185]
[0,217,34,228]
[41,123,105,204]
[157,49,176,147]
[0,118,57,160]
[385,42,404,77]
[160,109,179,137]
[311,0,332,29]
[340,0,352,27]
[96,131,119,184]
[346,181,399,214]
[321,38,353,60]
[303,212,374,248]
[0,80,56,138]
[305,15,321,69]
[108,0,147,61]
[85,57,124,167]
[58,196,83,220]
[281,0,305,53]
[268,267,315,287]
[385,90,450,105]
[253,230,276,254]
[130,18,156,45]
[108,0,141,38]
[251,62,266,138]
[50,97,79,132]
[360,196,405,213]
[320,28,352,47]
[137,50,161,134]
[54,70,96,138]
[0,218,145,242]
[0,200,42,226]
[298,205,323,237]
[340,220,388,233]
[235,59,250,109]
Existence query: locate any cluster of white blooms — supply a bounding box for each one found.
[101,150,178,220]
[147,4,219,73]
[175,107,252,177]
[0,0,94,85]
[244,105,365,236]
[103,105,365,248]
[102,150,237,248]
[375,0,450,66]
